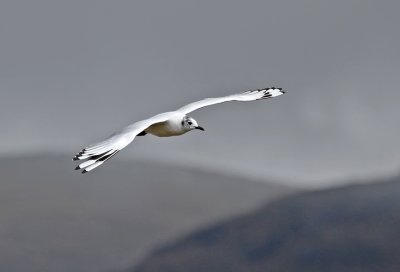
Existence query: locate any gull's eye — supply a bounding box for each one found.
[188,121,192,125]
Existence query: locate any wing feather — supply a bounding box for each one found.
[177,87,284,114]
[73,112,174,173]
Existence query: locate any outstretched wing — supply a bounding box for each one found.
[73,112,174,173]
[177,87,285,114]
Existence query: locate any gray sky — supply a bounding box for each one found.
[1,0,400,186]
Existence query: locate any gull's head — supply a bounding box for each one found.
[182,116,205,132]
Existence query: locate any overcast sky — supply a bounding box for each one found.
[1,0,400,186]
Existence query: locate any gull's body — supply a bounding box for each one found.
[143,111,187,137]
[73,87,285,173]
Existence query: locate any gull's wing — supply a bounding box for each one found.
[73,112,174,173]
[177,87,285,114]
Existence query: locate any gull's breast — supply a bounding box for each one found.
[145,120,186,137]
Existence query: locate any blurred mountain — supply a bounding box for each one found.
[0,155,292,272]
[133,176,400,272]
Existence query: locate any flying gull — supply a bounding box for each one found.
[73,87,285,173]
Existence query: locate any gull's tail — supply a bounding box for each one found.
[73,139,120,174]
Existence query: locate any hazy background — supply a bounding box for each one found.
[1,1,400,272]
[1,0,400,186]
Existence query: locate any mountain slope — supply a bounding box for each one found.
[0,155,292,272]
[133,176,400,272]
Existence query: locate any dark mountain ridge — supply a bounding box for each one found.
[133,176,400,272]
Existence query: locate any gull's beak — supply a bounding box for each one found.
[196,126,205,131]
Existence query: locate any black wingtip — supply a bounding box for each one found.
[75,165,81,170]
[81,169,88,174]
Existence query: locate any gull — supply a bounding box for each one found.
[73,87,285,173]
